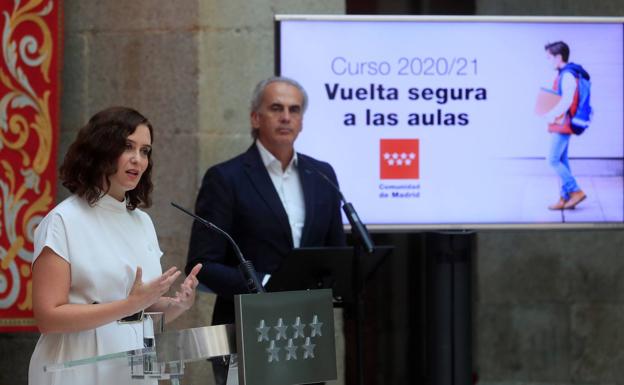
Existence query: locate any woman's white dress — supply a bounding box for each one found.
[28,194,163,385]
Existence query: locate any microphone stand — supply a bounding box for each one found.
[312,170,374,385]
[171,202,265,294]
[344,203,373,385]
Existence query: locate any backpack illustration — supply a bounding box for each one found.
[558,63,592,135]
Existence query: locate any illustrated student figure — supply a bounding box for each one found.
[186,76,346,384]
[29,107,202,385]
[543,41,587,210]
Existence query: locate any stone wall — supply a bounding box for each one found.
[476,230,624,384]
[474,2,624,384]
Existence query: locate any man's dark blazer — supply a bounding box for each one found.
[186,143,346,325]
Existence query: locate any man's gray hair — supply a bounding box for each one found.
[251,76,308,113]
[250,76,308,139]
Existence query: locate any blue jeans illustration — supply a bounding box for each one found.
[548,132,580,200]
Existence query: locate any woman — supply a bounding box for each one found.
[28,107,201,385]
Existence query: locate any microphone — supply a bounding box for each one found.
[170,202,265,293]
[309,167,375,254]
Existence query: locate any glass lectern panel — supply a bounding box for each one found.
[43,324,236,383]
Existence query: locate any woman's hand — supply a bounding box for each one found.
[145,264,202,322]
[169,263,202,311]
[128,266,181,311]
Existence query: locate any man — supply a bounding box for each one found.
[544,41,587,210]
[186,76,346,384]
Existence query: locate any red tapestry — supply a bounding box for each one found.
[0,0,62,332]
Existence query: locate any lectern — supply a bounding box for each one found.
[266,246,392,385]
[43,289,335,385]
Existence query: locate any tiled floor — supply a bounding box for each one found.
[498,157,623,223]
[516,175,623,223]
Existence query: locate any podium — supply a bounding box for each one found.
[266,246,392,385]
[43,289,335,385]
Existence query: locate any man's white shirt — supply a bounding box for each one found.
[256,140,306,248]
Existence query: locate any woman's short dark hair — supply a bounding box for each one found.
[60,106,154,210]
